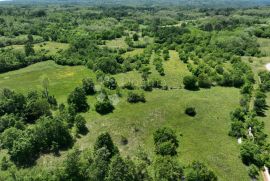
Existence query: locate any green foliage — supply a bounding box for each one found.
[94,132,119,159]
[153,127,179,156]
[186,161,217,181]
[67,87,89,113]
[153,156,183,181]
[104,77,118,90]
[75,115,88,134]
[248,164,259,179]
[106,155,137,181]
[82,78,95,95]
[127,92,146,103]
[183,75,198,90]
[95,100,115,115]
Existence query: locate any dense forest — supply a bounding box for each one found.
[0,1,270,181]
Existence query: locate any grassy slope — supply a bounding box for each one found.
[0,51,250,180]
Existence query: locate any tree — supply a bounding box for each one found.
[74,114,88,134]
[89,147,111,181]
[133,33,139,41]
[198,73,211,88]
[104,77,118,90]
[95,100,114,115]
[127,92,146,103]
[25,99,52,123]
[0,114,24,133]
[186,161,217,181]
[153,127,179,156]
[67,87,89,113]
[1,156,10,171]
[106,155,136,181]
[82,78,95,95]
[94,132,119,159]
[253,91,267,116]
[240,141,262,166]
[10,136,35,166]
[153,156,183,181]
[248,164,259,179]
[183,75,198,90]
[24,42,35,56]
[63,148,83,180]
[1,127,23,150]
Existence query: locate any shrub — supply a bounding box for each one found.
[183,75,198,90]
[104,77,118,90]
[82,78,95,95]
[67,87,89,113]
[154,127,179,156]
[74,115,88,134]
[127,92,146,103]
[95,100,114,115]
[185,107,196,117]
[122,82,136,90]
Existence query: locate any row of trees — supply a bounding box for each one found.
[1,128,217,181]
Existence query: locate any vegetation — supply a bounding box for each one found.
[0,2,270,180]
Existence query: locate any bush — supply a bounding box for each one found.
[74,115,88,134]
[183,75,198,90]
[154,127,179,156]
[95,100,114,115]
[67,87,89,113]
[122,82,136,90]
[185,107,196,117]
[104,77,118,90]
[127,92,146,103]
[82,78,95,95]
[248,164,259,179]
[186,161,217,181]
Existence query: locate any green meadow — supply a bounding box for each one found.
[0,50,250,180]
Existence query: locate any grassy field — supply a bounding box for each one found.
[0,51,250,180]
[4,41,69,55]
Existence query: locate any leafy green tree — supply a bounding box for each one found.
[153,127,179,156]
[0,88,26,116]
[74,114,88,134]
[186,161,217,181]
[240,141,262,166]
[153,156,183,181]
[183,75,198,90]
[104,77,118,90]
[89,147,111,181]
[198,73,211,88]
[106,155,136,181]
[24,42,35,56]
[67,87,89,113]
[63,148,83,181]
[94,132,119,159]
[25,99,52,123]
[1,127,23,150]
[127,92,146,103]
[133,33,139,41]
[95,100,114,115]
[0,156,10,171]
[0,114,24,133]
[82,78,95,95]
[248,164,259,179]
[33,117,73,150]
[10,136,35,165]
